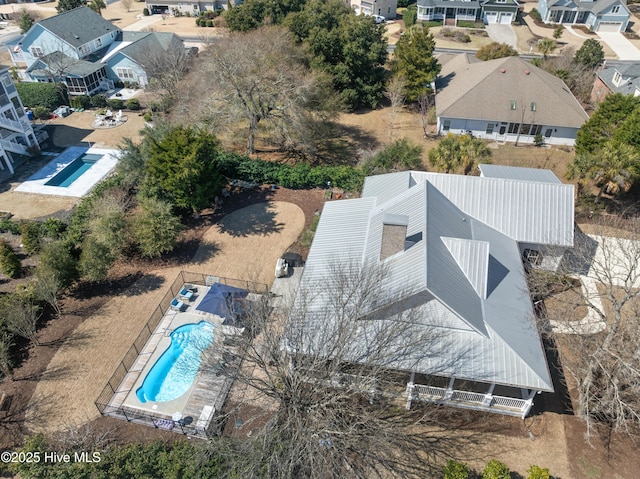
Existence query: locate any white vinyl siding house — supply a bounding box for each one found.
[416,0,518,24]
[434,54,588,146]
[0,67,40,175]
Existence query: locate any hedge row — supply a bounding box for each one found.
[15,82,67,110]
[216,153,365,192]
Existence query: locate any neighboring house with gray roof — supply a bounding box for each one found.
[101,32,186,88]
[435,54,589,146]
[536,0,630,32]
[290,168,574,417]
[416,0,519,25]
[8,7,186,95]
[591,62,640,103]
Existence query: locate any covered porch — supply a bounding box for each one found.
[418,4,480,23]
[405,373,538,418]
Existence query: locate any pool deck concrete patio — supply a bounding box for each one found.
[103,280,260,436]
[14,146,119,197]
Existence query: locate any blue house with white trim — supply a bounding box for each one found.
[9,7,186,95]
[536,0,630,32]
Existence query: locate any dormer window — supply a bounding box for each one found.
[613,70,622,86]
[95,38,102,48]
[611,5,620,14]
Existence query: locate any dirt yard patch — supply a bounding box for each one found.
[22,201,304,434]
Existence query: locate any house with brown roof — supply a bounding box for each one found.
[434,54,589,146]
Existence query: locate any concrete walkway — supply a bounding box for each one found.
[597,32,640,60]
[486,24,517,49]
[124,14,162,32]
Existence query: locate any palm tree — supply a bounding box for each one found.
[459,134,491,175]
[537,38,557,59]
[88,0,106,16]
[590,141,640,202]
[428,133,462,173]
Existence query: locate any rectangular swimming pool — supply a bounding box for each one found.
[45,153,103,187]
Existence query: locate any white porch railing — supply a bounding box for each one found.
[0,138,29,156]
[406,383,533,418]
[0,116,29,134]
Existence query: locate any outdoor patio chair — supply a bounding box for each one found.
[170,298,184,311]
[178,287,194,301]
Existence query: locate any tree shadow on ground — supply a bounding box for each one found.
[531,335,573,416]
[69,271,163,300]
[191,241,220,265]
[217,201,284,238]
[14,364,72,383]
[42,329,95,349]
[45,125,94,148]
[311,122,380,166]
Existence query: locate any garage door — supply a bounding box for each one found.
[485,12,498,23]
[598,22,622,32]
[499,13,513,24]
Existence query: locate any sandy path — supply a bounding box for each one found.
[25,201,304,432]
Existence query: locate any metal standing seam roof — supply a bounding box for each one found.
[364,170,575,247]
[479,164,562,183]
[435,55,589,128]
[294,169,564,391]
[37,7,118,48]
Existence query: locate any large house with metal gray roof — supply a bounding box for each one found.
[416,0,519,25]
[435,54,589,146]
[289,167,574,417]
[536,0,630,32]
[8,7,185,95]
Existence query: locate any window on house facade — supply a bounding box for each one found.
[510,100,516,110]
[442,120,451,131]
[30,46,44,58]
[508,123,519,134]
[116,67,135,81]
[611,5,620,13]
[486,123,495,134]
[496,0,507,3]
[530,102,536,111]
[78,44,90,56]
[2,75,12,88]
[522,248,543,266]
[544,128,553,137]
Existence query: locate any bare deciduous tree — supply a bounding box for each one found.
[143,35,194,102]
[174,26,341,156]
[120,0,133,12]
[530,217,640,439]
[385,76,406,138]
[197,261,482,478]
[417,93,435,139]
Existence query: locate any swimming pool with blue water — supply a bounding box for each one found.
[136,321,214,403]
[45,153,102,187]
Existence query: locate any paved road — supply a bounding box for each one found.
[597,32,640,61]
[486,24,517,49]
